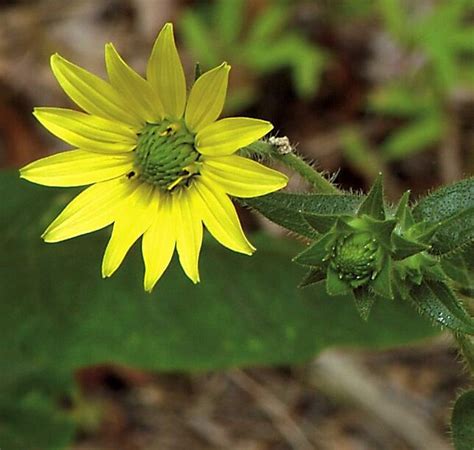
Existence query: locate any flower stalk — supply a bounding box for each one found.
[243,139,339,194]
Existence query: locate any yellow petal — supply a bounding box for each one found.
[146,23,186,119]
[194,178,255,255]
[102,183,158,278]
[196,117,273,156]
[105,43,165,123]
[50,53,142,128]
[142,193,176,292]
[185,62,230,132]
[20,150,134,187]
[174,188,202,283]
[43,177,136,242]
[34,108,137,154]
[201,155,288,197]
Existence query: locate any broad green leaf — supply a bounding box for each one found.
[357,174,385,220]
[452,390,474,450]
[413,178,474,255]
[0,389,74,450]
[1,171,440,448]
[241,192,362,238]
[409,280,474,334]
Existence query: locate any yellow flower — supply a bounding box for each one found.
[20,23,288,291]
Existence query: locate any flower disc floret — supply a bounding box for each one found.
[135,120,200,190]
[330,231,380,287]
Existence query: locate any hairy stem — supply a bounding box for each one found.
[454,333,474,376]
[243,140,340,194]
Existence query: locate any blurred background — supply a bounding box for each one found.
[0,0,473,449]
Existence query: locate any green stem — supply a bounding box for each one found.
[243,140,340,194]
[454,333,474,376]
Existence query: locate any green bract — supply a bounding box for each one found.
[290,175,474,329]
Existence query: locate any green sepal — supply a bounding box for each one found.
[357,174,385,220]
[194,62,202,81]
[298,268,326,288]
[334,216,355,234]
[392,273,412,300]
[451,389,474,450]
[395,190,415,228]
[293,233,334,267]
[303,214,342,234]
[352,287,377,321]
[358,215,396,251]
[409,280,474,334]
[392,233,430,260]
[371,257,394,299]
[326,266,352,296]
[408,221,442,245]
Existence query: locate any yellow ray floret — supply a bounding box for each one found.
[20,22,288,292]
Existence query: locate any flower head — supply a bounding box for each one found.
[20,23,288,291]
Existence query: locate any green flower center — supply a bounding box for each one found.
[330,232,380,287]
[134,120,201,191]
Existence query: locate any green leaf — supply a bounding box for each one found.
[352,288,377,321]
[357,174,385,220]
[413,178,474,255]
[369,84,435,117]
[441,249,474,295]
[241,192,362,238]
[381,114,444,161]
[247,2,288,44]
[0,389,75,450]
[452,390,474,450]
[409,280,474,334]
[179,11,220,68]
[214,0,244,46]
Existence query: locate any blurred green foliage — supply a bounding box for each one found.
[180,0,327,110]
[369,0,474,161]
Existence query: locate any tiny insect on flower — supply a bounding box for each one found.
[20,23,288,292]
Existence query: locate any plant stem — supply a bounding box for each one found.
[454,333,474,375]
[243,140,340,194]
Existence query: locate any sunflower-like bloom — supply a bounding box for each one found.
[20,23,288,291]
